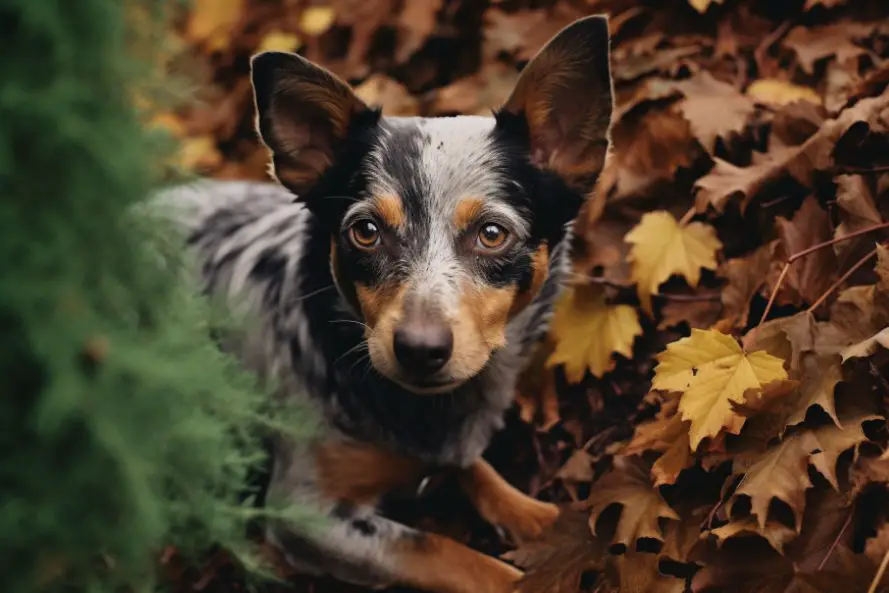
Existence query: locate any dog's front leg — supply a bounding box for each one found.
[268,440,523,593]
[459,458,559,543]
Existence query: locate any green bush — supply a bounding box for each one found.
[0,2,311,591]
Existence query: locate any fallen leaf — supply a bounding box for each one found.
[186,0,244,50]
[774,197,838,306]
[688,0,726,14]
[784,23,873,74]
[653,329,788,449]
[693,152,788,213]
[626,211,722,314]
[730,432,816,530]
[786,354,843,427]
[515,338,561,430]
[625,396,694,486]
[808,411,877,489]
[603,550,686,593]
[747,79,822,107]
[585,457,679,548]
[841,326,889,360]
[354,74,419,116]
[556,449,595,484]
[719,244,773,328]
[547,284,643,382]
[676,71,757,152]
[257,30,302,53]
[507,506,607,593]
[300,6,336,36]
[708,518,798,553]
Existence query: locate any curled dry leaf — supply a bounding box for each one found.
[653,329,788,450]
[625,211,722,314]
[585,456,680,548]
[547,284,643,383]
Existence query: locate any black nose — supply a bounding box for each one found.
[393,322,454,376]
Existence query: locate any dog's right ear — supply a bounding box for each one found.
[251,52,374,197]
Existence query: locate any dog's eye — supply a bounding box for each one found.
[349,220,381,250]
[477,223,509,250]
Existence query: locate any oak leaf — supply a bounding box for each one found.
[547,284,642,382]
[585,457,679,548]
[626,212,722,314]
[653,329,788,450]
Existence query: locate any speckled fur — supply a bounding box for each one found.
[151,15,613,593]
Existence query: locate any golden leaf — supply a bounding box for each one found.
[653,329,788,450]
[746,79,822,106]
[257,30,302,53]
[186,0,244,51]
[547,284,642,383]
[300,6,336,36]
[626,211,722,314]
[687,0,726,13]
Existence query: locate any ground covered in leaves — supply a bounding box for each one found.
[159,0,889,591]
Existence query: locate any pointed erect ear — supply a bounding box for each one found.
[500,15,614,193]
[251,52,374,196]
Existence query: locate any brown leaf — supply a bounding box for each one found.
[354,75,419,116]
[786,354,843,428]
[693,152,787,214]
[658,298,723,331]
[506,506,607,593]
[784,23,873,75]
[395,0,443,62]
[708,518,798,553]
[730,432,816,530]
[585,457,680,547]
[808,412,877,489]
[515,339,561,431]
[556,450,595,484]
[603,550,686,593]
[774,197,838,306]
[719,244,773,328]
[675,71,757,153]
[625,396,695,487]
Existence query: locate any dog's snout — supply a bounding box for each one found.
[393,321,453,376]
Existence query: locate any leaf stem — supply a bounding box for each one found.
[868,546,889,593]
[746,220,889,349]
[807,246,879,313]
[679,207,697,226]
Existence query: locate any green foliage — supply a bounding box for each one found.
[0,1,314,591]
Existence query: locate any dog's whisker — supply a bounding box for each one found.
[334,340,369,367]
[293,284,336,302]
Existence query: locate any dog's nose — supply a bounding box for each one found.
[393,321,453,376]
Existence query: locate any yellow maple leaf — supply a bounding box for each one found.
[300,6,336,36]
[625,211,722,314]
[547,284,643,383]
[257,30,302,53]
[746,79,822,106]
[653,329,788,450]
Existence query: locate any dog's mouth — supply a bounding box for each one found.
[389,375,467,395]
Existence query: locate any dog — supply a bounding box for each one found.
[155,15,613,593]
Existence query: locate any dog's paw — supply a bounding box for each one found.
[499,498,560,544]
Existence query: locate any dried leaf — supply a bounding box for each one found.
[784,23,873,74]
[547,284,643,382]
[676,71,757,152]
[774,197,838,305]
[585,457,679,547]
[604,550,686,593]
[653,329,788,449]
[719,244,773,328]
[626,212,722,314]
[625,396,694,486]
[709,518,798,553]
[747,79,822,107]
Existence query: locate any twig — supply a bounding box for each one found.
[818,510,853,571]
[571,273,721,301]
[868,546,889,593]
[808,246,879,313]
[838,164,889,174]
[679,206,697,226]
[746,220,889,349]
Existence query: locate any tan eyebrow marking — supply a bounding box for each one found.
[374,194,405,229]
[453,197,486,231]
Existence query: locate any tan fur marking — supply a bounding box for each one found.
[374,195,405,229]
[459,458,560,544]
[453,197,485,231]
[390,531,522,593]
[314,441,425,506]
[509,242,549,317]
[355,282,405,328]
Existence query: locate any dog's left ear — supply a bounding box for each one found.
[500,15,614,193]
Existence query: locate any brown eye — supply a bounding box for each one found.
[349,219,381,250]
[477,223,508,250]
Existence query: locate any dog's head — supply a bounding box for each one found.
[250,16,613,394]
